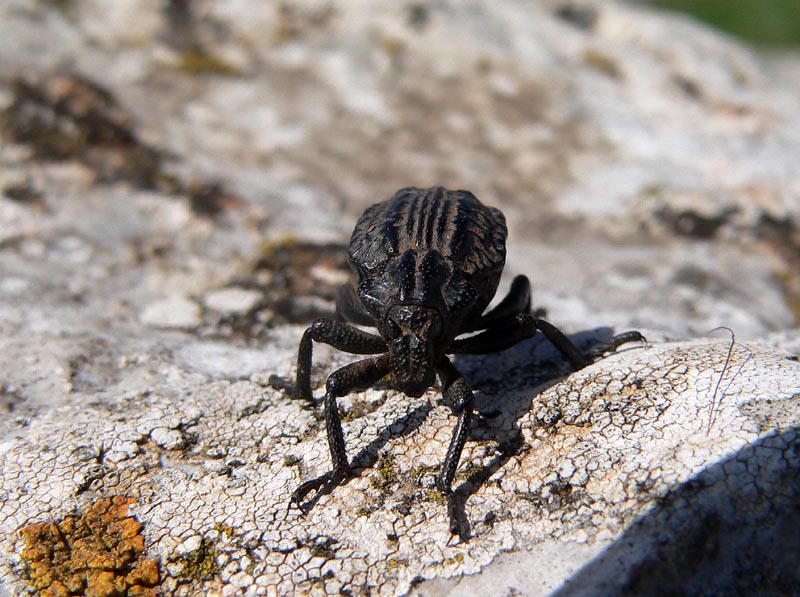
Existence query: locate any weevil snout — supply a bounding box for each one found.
[385,304,442,338]
[386,305,442,397]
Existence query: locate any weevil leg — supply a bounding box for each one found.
[296,319,387,400]
[584,330,646,360]
[533,318,594,369]
[452,313,537,354]
[454,314,643,371]
[465,275,532,332]
[535,319,645,369]
[435,358,475,534]
[335,283,376,326]
[291,354,391,513]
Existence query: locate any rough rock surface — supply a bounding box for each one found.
[1,1,799,596]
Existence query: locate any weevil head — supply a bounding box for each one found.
[384,304,442,397]
[354,245,501,344]
[351,249,447,396]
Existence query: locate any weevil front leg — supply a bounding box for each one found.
[291,354,391,513]
[296,319,387,400]
[435,358,475,535]
[435,361,473,490]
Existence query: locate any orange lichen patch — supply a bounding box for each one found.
[20,496,160,597]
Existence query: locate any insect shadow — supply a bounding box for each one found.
[447,325,631,539]
[291,399,434,514]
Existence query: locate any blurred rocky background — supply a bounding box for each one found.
[1,0,799,340]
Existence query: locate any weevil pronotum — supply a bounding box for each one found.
[290,187,644,529]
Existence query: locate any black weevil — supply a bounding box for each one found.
[290,186,643,529]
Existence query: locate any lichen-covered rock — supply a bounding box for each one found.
[1,0,799,595]
[2,332,799,596]
[20,497,159,597]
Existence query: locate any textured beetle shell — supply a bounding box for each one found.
[348,187,507,278]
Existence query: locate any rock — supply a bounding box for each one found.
[140,297,202,330]
[0,0,799,596]
[149,427,187,451]
[203,287,262,315]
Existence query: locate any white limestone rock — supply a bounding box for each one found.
[203,287,263,315]
[141,296,203,330]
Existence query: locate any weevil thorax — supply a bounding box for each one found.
[348,187,508,395]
